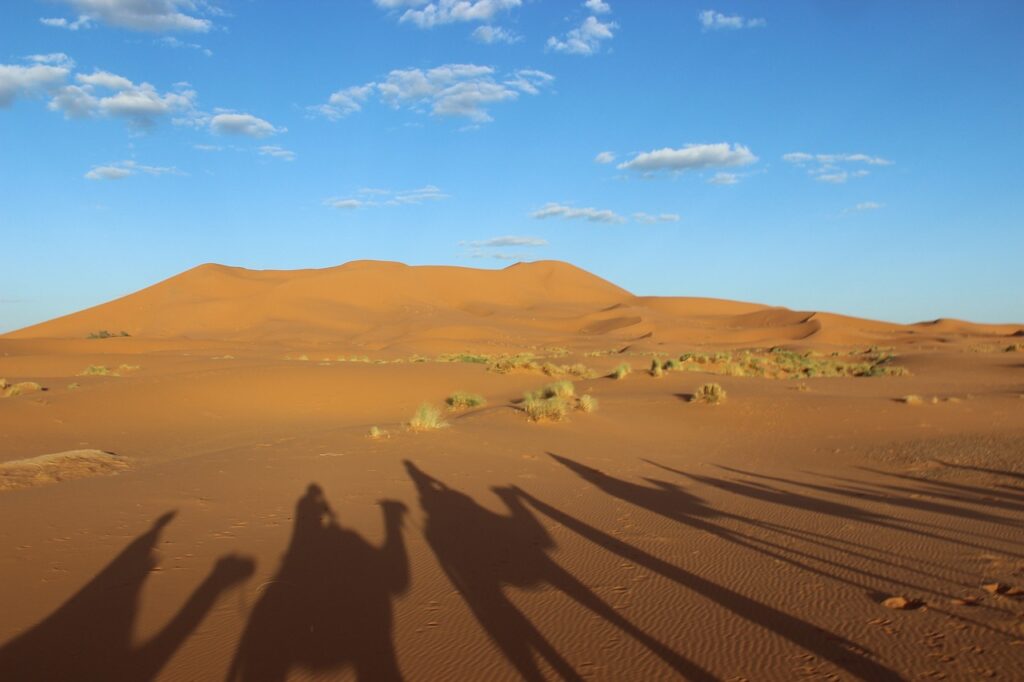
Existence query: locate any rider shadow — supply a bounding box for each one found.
[404,460,713,682]
[0,511,254,682]
[228,483,409,682]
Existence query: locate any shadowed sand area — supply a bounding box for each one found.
[1,261,1022,679]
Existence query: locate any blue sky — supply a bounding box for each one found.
[1,1,1022,332]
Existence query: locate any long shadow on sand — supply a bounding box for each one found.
[510,486,903,682]
[405,461,713,681]
[0,511,254,682]
[551,453,957,594]
[227,484,409,681]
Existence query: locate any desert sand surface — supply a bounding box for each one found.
[1,260,1022,681]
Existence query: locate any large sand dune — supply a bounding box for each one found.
[1,261,1022,680]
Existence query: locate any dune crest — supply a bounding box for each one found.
[3,261,1017,349]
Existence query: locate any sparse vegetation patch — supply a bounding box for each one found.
[446,391,486,410]
[87,330,130,339]
[612,363,631,380]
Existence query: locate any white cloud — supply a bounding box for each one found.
[314,64,553,123]
[632,212,680,224]
[547,15,616,56]
[709,172,739,185]
[44,0,214,32]
[594,151,615,164]
[531,202,626,224]
[618,143,757,173]
[784,152,891,183]
[258,145,296,161]
[584,0,611,13]
[391,0,522,28]
[325,198,365,210]
[0,61,71,107]
[471,25,521,44]
[47,70,197,128]
[851,201,883,211]
[84,159,182,180]
[464,236,548,247]
[210,112,284,138]
[40,16,93,30]
[698,10,765,31]
[325,185,449,210]
[26,53,76,68]
[159,36,212,57]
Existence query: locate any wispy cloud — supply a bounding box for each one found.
[531,202,626,224]
[158,36,212,57]
[209,112,285,138]
[847,201,884,212]
[313,64,553,123]
[376,0,521,28]
[43,0,216,32]
[84,159,183,180]
[325,185,449,210]
[632,212,680,224]
[783,151,892,183]
[463,236,548,247]
[258,145,296,161]
[471,25,521,44]
[618,143,757,173]
[594,151,615,164]
[547,3,617,56]
[708,172,739,185]
[698,10,765,31]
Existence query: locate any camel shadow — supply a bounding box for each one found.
[0,511,254,682]
[404,460,712,681]
[227,483,409,682]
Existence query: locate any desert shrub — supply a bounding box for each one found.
[438,353,491,364]
[578,394,598,413]
[1005,343,1024,353]
[524,395,571,422]
[446,391,486,410]
[488,353,540,374]
[899,394,924,406]
[691,383,726,405]
[368,426,390,439]
[79,365,113,376]
[612,363,631,380]
[663,358,682,371]
[87,330,130,339]
[526,380,575,401]
[713,352,732,364]
[3,381,43,398]
[650,359,664,378]
[409,403,447,430]
[67,382,80,390]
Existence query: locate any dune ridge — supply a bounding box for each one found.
[4,261,1019,350]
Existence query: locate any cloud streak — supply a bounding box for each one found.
[618,143,757,173]
[43,0,215,32]
[531,202,626,224]
[313,64,553,123]
[698,10,765,31]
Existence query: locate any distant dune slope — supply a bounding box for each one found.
[4,260,1019,348]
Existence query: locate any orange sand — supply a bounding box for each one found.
[1,261,1022,680]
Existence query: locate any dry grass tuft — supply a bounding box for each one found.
[2,381,43,398]
[612,363,631,380]
[446,391,486,410]
[899,394,924,406]
[368,426,390,440]
[409,403,448,431]
[0,450,129,491]
[691,383,727,405]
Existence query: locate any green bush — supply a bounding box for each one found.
[612,363,631,380]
